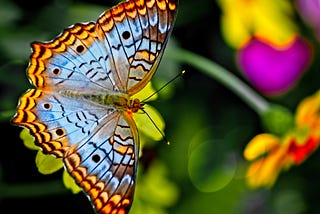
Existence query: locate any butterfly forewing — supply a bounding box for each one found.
[97,0,178,95]
[12,0,178,213]
[13,89,115,157]
[28,23,121,92]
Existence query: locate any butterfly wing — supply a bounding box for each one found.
[28,22,121,93]
[64,111,139,214]
[13,89,139,213]
[13,0,178,213]
[97,0,178,95]
[13,89,114,157]
[28,0,178,95]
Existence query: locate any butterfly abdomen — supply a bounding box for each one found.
[60,90,142,114]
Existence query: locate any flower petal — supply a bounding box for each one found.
[246,150,284,188]
[288,137,319,164]
[237,36,312,95]
[296,0,320,40]
[296,90,320,130]
[244,134,280,161]
[218,0,296,48]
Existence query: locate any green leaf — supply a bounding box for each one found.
[62,170,82,194]
[132,82,158,102]
[131,161,179,214]
[134,104,165,141]
[142,161,179,207]
[20,128,38,150]
[35,150,63,175]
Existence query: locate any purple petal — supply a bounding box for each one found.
[237,36,312,96]
[296,0,320,29]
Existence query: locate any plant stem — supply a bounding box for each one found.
[167,47,270,115]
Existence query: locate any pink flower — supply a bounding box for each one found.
[296,0,320,40]
[237,36,312,96]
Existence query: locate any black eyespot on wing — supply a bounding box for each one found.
[122,31,131,40]
[43,103,51,110]
[55,128,64,136]
[52,68,60,75]
[92,154,101,163]
[76,45,85,53]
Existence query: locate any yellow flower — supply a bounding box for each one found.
[244,91,320,188]
[296,90,320,138]
[217,0,297,48]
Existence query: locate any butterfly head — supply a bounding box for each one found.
[128,98,144,114]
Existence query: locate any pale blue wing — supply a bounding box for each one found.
[97,0,178,95]
[28,22,120,93]
[13,88,138,212]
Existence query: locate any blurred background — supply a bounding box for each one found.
[1,0,320,213]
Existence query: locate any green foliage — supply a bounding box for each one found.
[62,170,82,194]
[35,151,63,175]
[20,128,38,150]
[131,161,179,214]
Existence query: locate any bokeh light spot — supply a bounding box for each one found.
[188,139,237,192]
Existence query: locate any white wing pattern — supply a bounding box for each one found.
[12,0,178,213]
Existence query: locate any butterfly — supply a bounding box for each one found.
[12,0,178,213]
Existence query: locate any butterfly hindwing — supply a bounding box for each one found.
[13,88,139,213]
[64,112,138,213]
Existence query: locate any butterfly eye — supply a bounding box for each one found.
[52,68,60,75]
[43,103,51,110]
[55,128,65,136]
[122,31,131,40]
[92,154,101,163]
[76,45,85,53]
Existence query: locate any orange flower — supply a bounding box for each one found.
[244,90,320,188]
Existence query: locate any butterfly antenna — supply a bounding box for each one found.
[142,70,186,103]
[141,108,171,145]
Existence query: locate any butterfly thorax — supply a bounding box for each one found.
[60,90,143,113]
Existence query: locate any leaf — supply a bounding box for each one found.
[130,161,179,214]
[134,104,165,141]
[35,150,63,175]
[20,128,38,150]
[62,170,82,194]
[133,82,158,102]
